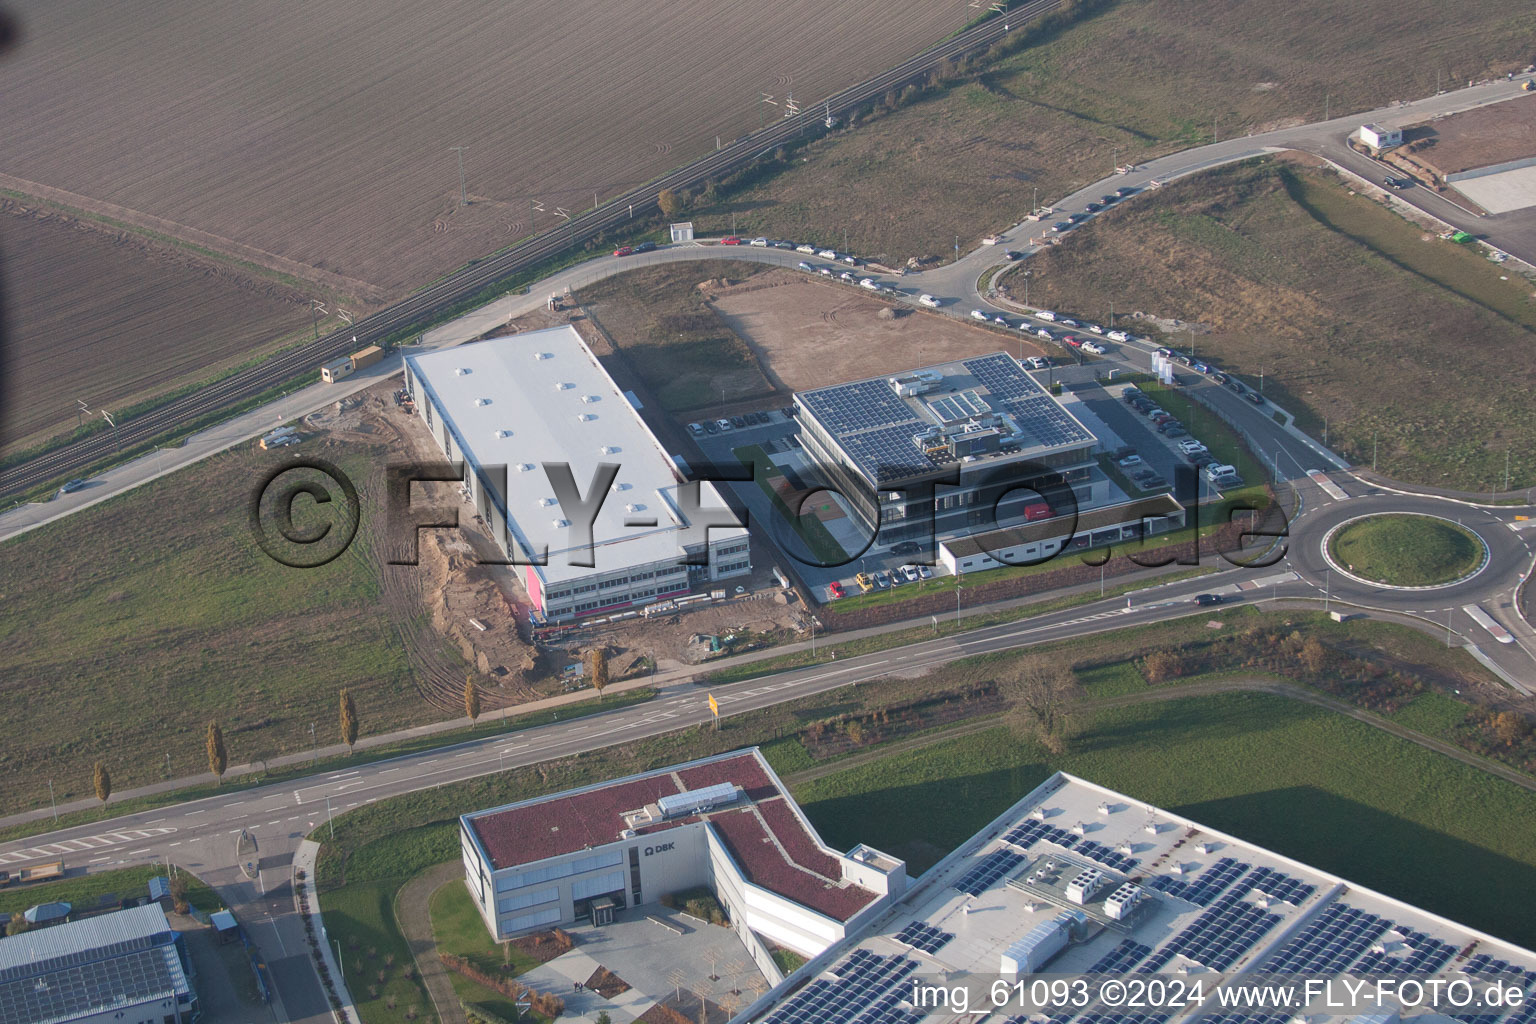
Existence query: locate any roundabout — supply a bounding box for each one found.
[1322,512,1490,590]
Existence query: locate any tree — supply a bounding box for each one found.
[1141,649,1184,684]
[1298,636,1330,676]
[465,675,481,723]
[8,911,29,935]
[657,188,682,219]
[339,688,359,754]
[93,761,112,805]
[586,648,609,697]
[596,1014,613,1024]
[1493,710,1530,746]
[206,721,228,784]
[1000,656,1083,755]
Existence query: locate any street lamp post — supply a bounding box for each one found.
[48,779,57,822]
[325,794,334,840]
[309,722,317,764]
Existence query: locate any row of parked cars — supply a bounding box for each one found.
[1121,386,1244,490]
[1154,348,1266,405]
[687,409,776,436]
[852,563,934,593]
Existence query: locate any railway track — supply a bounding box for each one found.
[0,0,1064,500]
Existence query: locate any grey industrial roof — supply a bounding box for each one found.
[796,352,1097,486]
[0,904,191,1024]
[405,326,745,586]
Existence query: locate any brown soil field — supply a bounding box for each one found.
[710,273,1048,387]
[0,0,965,296]
[686,0,1533,263]
[1004,158,1536,490]
[1404,95,1536,177]
[0,203,310,453]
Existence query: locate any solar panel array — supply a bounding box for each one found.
[1143,857,1249,906]
[839,423,941,484]
[798,379,918,435]
[1258,901,1391,974]
[954,850,1025,896]
[0,945,182,1024]
[1452,955,1536,1024]
[963,354,1094,450]
[764,948,921,1024]
[1003,817,1082,851]
[894,921,954,955]
[1355,923,1458,976]
[927,389,990,423]
[1087,939,1153,975]
[1138,891,1282,973]
[1230,866,1315,906]
[1074,839,1138,874]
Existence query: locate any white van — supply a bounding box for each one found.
[1204,463,1237,481]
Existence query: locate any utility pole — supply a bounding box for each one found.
[1324,92,1330,121]
[954,234,960,261]
[1373,433,1378,471]
[48,780,57,822]
[310,722,317,764]
[1505,449,1512,493]
[450,147,469,206]
[326,794,334,839]
[1032,185,1039,214]
[1022,270,1031,307]
[102,409,119,451]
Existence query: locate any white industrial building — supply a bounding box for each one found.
[0,903,198,1024]
[1359,123,1404,150]
[459,749,907,978]
[403,326,750,623]
[937,493,1186,574]
[744,772,1536,1024]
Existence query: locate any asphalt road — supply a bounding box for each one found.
[5,69,1536,1024]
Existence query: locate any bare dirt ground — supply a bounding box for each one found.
[0,203,310,453]
[0,0,962,296]
[1403,95,1536,177]
[710,271,1046,387]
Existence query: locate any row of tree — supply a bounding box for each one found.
[87,689,364,806]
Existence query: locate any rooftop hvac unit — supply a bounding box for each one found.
[474,397,491,406]
[599,445,617,455]
[577,413,594,422]
[493,429,511,438]
[455,367,471,375]
[552,518,569,528]
[625,503,645,514]
[555,381,574,390]
[539,497,557,507]
[1098,802,1111,815]
[620,828,637,839]
[534,352,552,360]
[581,394,596,404]
[517,463,535,472]
[1071,822,1086,835]
[656,782,741,819]
[1029,808,1047,821]
[610,481,630,492]
[1196,842,1213,855]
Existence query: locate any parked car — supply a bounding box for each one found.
[859,278,880,290]
[1081,341,1106,354]
[818,266,834,276]
[1195,593,1223,606]
[1384,176,1415,190]
[993,314,1011,327]
[901,565,921,583]
[1226,378,1246,393]
[889,568,907,587]
[797,261,814,270]
[1085,323,1104,334]
[1210,371,1230,384]
[1245,390,1266,405]
[773,240,795,249]
[1004,249,1025,261]
[612,245,634,257]
[1063,335,1082,348]
[1107,329,1129,342]
[1058,318,1079,328]
[749,237,769,247]
[1178,439,1207,453]
[855,572,875,593]
[970,309,990,321]
[839,270,856,282]
[634,241,656,253]
[1204,463,1237,481]
[1114,187,1136,198]
[721,236,742,245]
[1023,356,1050,370]
[1191,452,1218,468]
[1155,347,1173,358]
[703,420,719,434]
[58,478,87,495]
[918,294,942,308]
[1102,194,1119,205]
[889,541,923,556]
[796,243,816,254]
[1086,202,1103,213]
[1068,212,1087,224]
[842,254,860,265]
[1036,328,1053,340]
[1051,221,1072,233]
[874,570,892,589]
[1192,360,1210,373]
[1118,454,1144,468]
[817,248,838,259]
[1035,310,1057,321]
[688,422,705,436]
[828,580,845,599]
[731,416,746,429]
[1161,426,1188,438]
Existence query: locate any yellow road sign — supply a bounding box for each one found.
[708,693,719,716]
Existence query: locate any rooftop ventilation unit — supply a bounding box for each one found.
[517,463,535,472]
[555,381,574,390]
[656,782,740,819]
[576,413,594,422]
[599,445,618,455]
[625,503,646,514]
[552,518,569,528]
[474,397,491,407]
[1098,802,1112,815]
[581,394,598,404]
[494,429,512,439]
[538,497,557,507]
[534,352,552,360]
[610,481,631,492]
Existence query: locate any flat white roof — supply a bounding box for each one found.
[406,326,744,586]
[756,772,1536,1023]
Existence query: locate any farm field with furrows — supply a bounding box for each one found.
[0,205,311,454]
[0,0,967,298]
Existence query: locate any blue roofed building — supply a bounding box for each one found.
[0,903,198,1024]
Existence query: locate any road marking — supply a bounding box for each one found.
[267,821,281,826]
[127,848,151,855]
[90,855,110,862]
[328,770,360,780]
[419,759,438,765]
[169,842,181,847]
[380,767,400,774]
[186,810,205,816]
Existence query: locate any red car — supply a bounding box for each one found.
[1063,335,1081,348]
[827,581,845,599]
[721,236,742,245]
[613,246,634,257]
